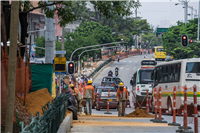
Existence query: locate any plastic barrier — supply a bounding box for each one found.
[153,87,167,123]
[168,86,181,126]
[104,89,112,114]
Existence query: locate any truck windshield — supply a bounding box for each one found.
[157,48,164,52]
[141,60,156,65]
[140,70,153,84]
[186,62,200,73]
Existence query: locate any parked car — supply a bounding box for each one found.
[96,87,118,111]
[92,86,115,109]
[101,77,123,90]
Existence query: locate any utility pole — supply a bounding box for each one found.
[184,0,188,25]
[198,0,200,40]
[135,8,137,18]
[5,1,19,133]
[45,2,55,63]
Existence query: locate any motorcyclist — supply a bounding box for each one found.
[108,70,113,77]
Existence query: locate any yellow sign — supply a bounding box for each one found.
[54,57,66,72]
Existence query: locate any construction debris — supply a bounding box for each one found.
[124,107,154,118]
[14,98,32,126]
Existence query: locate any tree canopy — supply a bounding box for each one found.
[162,18,200,59]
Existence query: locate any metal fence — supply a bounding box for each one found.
[20,93,69,133]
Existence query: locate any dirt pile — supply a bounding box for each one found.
[124,107,154,118]
[14,98,32,126]
[25,88,53,116]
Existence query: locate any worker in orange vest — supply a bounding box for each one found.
[70,84,83,114]
[117,82,129,116]
[83,80,95,115]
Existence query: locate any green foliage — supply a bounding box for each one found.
[35,36,45,57]
[35,37,62,57]
[75,21,114,44]
[162,18,200,59]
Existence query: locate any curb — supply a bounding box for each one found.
[93,61,114,80]
[57,112,73,133]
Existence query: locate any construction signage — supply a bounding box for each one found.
[54,57,66,72]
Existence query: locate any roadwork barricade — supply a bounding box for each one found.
[168,86,181,126]
[146,89,149,115]
[153,87,167,123]
[104,89,112,114]
[150,87,158,122]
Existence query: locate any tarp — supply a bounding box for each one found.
[30,64,54,94]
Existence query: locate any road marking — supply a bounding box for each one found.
[120,67,124,69]
[129,61,132,63]
[123,61,127,62]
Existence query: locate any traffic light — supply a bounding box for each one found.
[68,62,74,74]
[161,32,164,37]
[189,39,193,43]
[181,34,188,47]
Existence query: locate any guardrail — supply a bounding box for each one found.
[88,58,113,78]
[20,93,70,133]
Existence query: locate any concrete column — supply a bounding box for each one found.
[45,4,55,63]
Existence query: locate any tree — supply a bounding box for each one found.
[2,1,137,57]
[35,36,62,57]
[35,36,45,57]
[162,18,200,59]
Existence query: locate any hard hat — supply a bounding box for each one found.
[118,82,124,87]
[70,84,74,87]
[88,80,92,84]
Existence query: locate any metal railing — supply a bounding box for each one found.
[20,93,70,133]
[89,58,113,78]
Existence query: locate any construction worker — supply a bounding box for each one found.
[117,82,129,117]
[70,84,83,114]
[83,80,95,115]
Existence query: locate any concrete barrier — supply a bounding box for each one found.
[57,112,73,133]
[93,61,114,80]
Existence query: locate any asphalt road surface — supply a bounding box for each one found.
[72,54,199,133]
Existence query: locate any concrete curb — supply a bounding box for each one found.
[93,61,114,80]
[57,112,73,133]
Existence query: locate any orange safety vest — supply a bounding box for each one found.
[83,85,95,99]
[117,87,129,101]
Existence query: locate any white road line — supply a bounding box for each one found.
[129,61,132,63]
[120,67,124,69]
[123,61,127,62]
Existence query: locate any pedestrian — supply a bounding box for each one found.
[62,76,70,93]
[117,82,129,116]
[118,55,120,62]
[83,80,95,115]
[70,84,83,114]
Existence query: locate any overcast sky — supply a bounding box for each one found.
[137,0,199,28]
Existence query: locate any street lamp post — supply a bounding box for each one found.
[175,0,189,25]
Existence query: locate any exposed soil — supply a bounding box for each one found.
[25,88,53,116]
[124,107,154,118]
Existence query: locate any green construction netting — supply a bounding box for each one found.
[30,64,54,94]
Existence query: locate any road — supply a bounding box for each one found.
[71,54,199,133]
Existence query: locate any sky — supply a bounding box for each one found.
[137,0,199,28]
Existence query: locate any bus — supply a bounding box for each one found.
[141,58,157,69]
[154,46,166,61]
[151,58,200,115]
[130,68,154,108]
